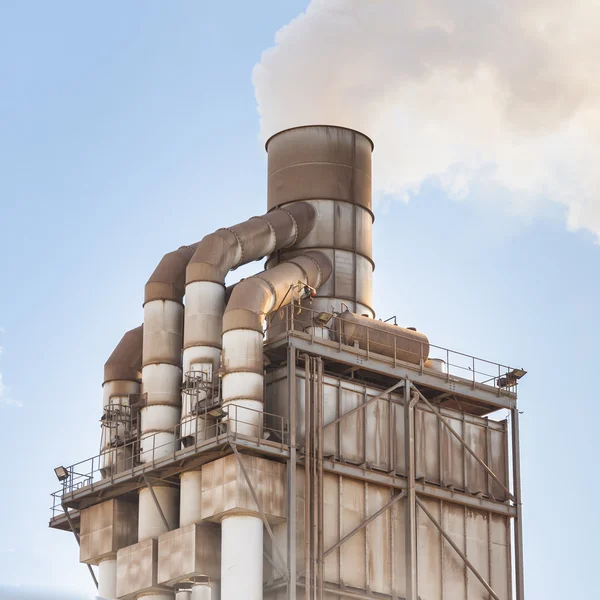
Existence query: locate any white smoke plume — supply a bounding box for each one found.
[253,0,600,239]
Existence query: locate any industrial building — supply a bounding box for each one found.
[49,125,525,600]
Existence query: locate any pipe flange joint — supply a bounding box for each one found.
[293,254,322,287]
[253,274,278,313]
[250,215,277,255]
[278,207,299,247]
[218,227,244,269]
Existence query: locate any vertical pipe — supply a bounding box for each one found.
[311,358,318,600]
[304,356,312,600]
[288,345,297,600]
[138,486,178,541]
[191,582,216,600]
[405,382,418,600]
[512,407,525,600]
[97,557,117,599]
[317,358,324,600]
[221,515,263,600]
[180,470,203,527]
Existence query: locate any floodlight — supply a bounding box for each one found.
[314,311,333,325]
[54,466,69,482]
[497,368,527,388]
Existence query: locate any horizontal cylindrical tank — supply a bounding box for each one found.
[336,311,430,365]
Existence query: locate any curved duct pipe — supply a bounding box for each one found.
[181,202,316,442]
[100,325,143,478]
[141,245,198,463]
[221,250,331,437]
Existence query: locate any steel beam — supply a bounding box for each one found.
[142,475,171,532]
[323,491,406,559]
[231,443,289,580]
[283,335,516,411]
[323,381,405,430]
[416,497,500,600]
[410,383,515,502]
[512,407,526,600]
[405,384,418,600]
[287,344,297,600]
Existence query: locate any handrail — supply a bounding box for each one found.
[265,303,520,396]
[50,405,289,519]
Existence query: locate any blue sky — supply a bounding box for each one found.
[0,2,597,598]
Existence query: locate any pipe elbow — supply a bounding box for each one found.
[145,245,198,304]
[186,230,239,286]
[222,251,331,335]
[103,325,144,384]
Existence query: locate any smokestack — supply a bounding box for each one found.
[266,125,375,320]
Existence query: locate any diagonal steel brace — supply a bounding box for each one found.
[324,491,406,559]
[231,443,289,580]
[416,497,500,600]
[324,381,405,430]
[410,382,515,501]
[62,505,99,589]
[143,474,172,532]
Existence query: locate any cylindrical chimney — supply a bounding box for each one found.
[266,125,375,317]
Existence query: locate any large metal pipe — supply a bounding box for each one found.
[100,326,143,477]
[336,311,430,365]
[141,245,197,462]
[181,203,316,441]
[138,485,179,541]
[180,470,203,527]
[97,557,117,599]
[191,582,218,600]
[221,251,331,436]
[220,515,263,600]
[266,126,375,318]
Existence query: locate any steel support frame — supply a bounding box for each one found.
[288,344,297,600]
[512,406,526,600]
[281,335,516,411]
[404,383,418,600]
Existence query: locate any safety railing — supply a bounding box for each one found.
[266,303,523,396]
[50,404,288,519]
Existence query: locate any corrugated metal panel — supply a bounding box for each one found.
[264,368,512,599]
[266,369,509,496]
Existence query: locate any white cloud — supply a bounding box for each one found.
[253,0,600,240]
